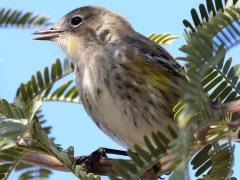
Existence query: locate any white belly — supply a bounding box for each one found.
[95,87,143,147]
[78,68,153,148]
[77,64,176,149]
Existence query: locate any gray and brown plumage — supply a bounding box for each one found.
[33,6,240,149]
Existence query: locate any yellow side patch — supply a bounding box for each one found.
[134,62,172,92]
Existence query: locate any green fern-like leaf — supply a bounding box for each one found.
[0,147,25,180]
[202,57,240,103]
[179,7,240,105]
[12,58,100,179]
[18,168,52,180]
[45,80,80,103]
[175,4,240,180]
[111,125,177,180]
[31,120,99,179]
[183,0,239,32]
[16,58,74,108]
[191,142,235,179]
[0,97,47,180]
[0,99,31,180]
[191,144,213,177]
[148,33,178,45]
[0,8,51,28]
[203,142,235,179]
[0,98,94,179]
[11,110,54,179]
[31,121,75,171]
[36,110,53,135]
[75,166,101,180]
[15,162,52,180]
[0,99,27,150]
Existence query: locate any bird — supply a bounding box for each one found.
[33,6,239,150]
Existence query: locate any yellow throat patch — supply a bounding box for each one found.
[65,36,79,58]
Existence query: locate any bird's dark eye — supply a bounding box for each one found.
[71,16,83,27]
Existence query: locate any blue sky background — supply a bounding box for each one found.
[0,0,239,179]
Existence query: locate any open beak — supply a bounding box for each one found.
[33,28,64,40]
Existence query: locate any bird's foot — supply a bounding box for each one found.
[76,148,108,172]
[76,147,127,172]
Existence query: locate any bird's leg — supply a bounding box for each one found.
[76,147,127,172]
[98,147,128,156]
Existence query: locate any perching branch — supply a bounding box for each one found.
[0,150,117,175]
[21,151,69,172]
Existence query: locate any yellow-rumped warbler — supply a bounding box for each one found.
[33,6,185,149]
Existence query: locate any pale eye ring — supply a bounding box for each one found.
[70,16,83,27]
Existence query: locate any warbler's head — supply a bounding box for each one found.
[34,6,133,60]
